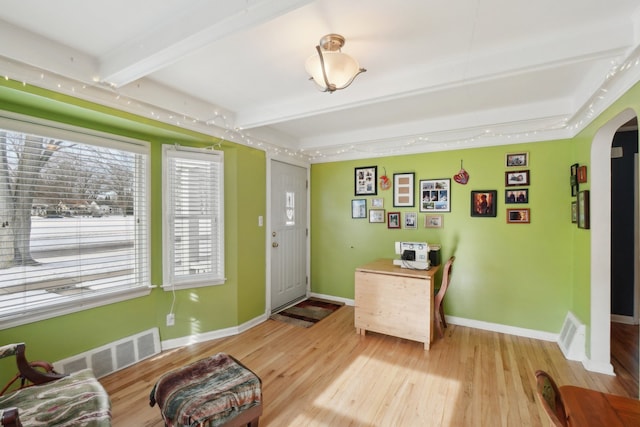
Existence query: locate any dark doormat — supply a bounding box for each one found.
[270,298,343,328]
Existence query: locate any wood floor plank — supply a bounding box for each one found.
[100,305,637,426]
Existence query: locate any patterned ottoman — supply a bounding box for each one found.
[149,353,262,427]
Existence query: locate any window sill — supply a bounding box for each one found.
[162,278,226,291]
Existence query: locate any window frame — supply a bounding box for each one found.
[0,112,152,329]
[162,145,225,290]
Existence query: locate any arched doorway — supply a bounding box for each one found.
[589,108,637,374]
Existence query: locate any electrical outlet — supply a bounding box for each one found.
[166,313,175,326]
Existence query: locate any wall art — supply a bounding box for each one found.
[369,209,385,223]
[506,208,530,224]
[470,190,497,217]
[425,214,443,228]
[404,212,418,229]
[387,212,401,229]
[505,189,528,204]
[419,178,451,212]
[505,170,530,187]
[577,190,590,229]
[352,199,367,219]
[505,152,529,167]
[393,172,415,207]
[355,166,377,196]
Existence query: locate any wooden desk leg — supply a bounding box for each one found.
[424,340,430,350]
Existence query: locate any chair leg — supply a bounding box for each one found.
[435,312,444,338]
[439,305,447,329]
[248,418,259,427]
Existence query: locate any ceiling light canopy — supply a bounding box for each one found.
[305,34,366,93]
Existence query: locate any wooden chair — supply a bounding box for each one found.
[0,343,111,427]
[434,256,455,338]
[534,370,568,427]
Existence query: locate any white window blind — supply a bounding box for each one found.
[162,146,224,289]
[0,119,150,327]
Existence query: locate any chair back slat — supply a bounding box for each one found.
[534,370,568,427]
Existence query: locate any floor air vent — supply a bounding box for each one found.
[54,328,160,378]
[558,311,585,361]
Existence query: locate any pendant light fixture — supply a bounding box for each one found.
[305,34,366,93]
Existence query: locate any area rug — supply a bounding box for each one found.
[270,298,343,328]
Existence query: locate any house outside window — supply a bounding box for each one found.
[0,115,150,328]
[162,146,224,290]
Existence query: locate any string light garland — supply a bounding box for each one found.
[2,42,640,164]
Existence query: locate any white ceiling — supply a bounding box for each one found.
[1,0,640,162]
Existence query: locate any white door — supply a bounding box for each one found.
[270,160,308,312]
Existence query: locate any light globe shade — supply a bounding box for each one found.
[305,51,363,90]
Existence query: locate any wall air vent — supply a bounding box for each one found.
[558,311,585,362]
[53,328,160,378]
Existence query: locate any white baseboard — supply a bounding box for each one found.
[161,300,561,354]
[160,313,269,350]
[309,292,354,306]
[445,315,559,342]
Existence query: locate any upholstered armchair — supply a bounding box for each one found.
[0,343,111,426]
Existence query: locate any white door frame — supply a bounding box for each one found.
[588,108,637,374]
[265,154,311,314]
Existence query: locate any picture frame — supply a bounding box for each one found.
[570,163,579,197]
[577,165,588,183]
[351,199,367,219]
[470,190,497,217]
[506,208,530,224]
[387,212,401,229]
[505,170,530,187]
[393,172,415,207]
[425,214,443,228]
[419,178,451,212]
[354,166,377,196]
[404,212,418,229]
[577,190,590,229]
[571,201,577,223]
[505,188,528,204]
[369,209,385,223]
[371,197,384,208]
[506,152,528,167]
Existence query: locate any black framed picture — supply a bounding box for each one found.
[470,190,497,217]
[506,152,529,167]
[505,189,528,204]
[505,170,530,187]
[354,166,377,196]
[393,172,415,207]
[577,190,590,229]
[570,163,579,197]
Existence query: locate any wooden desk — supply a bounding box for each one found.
[354,258,439,350]
[561,385,640,426]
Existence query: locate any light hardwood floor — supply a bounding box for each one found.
[100,305,636,426]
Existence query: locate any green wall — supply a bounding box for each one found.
[0,79,267,376]
[1,70,640,378]
[310,80,640,338]
[311,141,574,332]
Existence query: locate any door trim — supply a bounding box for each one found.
[265,155,310,315]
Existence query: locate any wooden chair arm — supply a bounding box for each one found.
[0,407,23,427]
[15,344,66,385]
